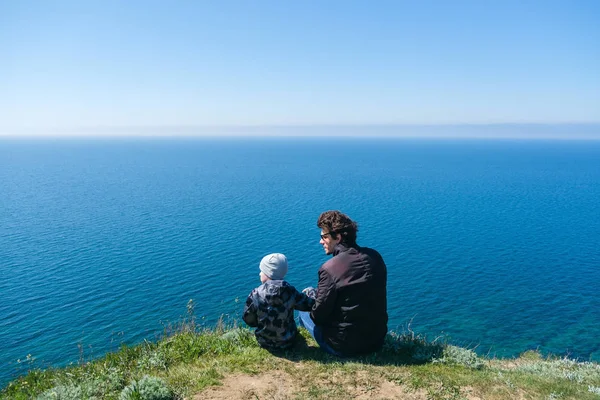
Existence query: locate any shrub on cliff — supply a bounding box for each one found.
[119,375,173,400]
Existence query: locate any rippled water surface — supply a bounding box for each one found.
[1,137,599,385]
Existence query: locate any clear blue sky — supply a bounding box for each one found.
[1,0,599,131]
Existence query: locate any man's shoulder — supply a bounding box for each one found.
[319,252,352,277]
[358,246,385,261]
[319,257,337,272]
[324,246,371,263]
[324,246,386,271]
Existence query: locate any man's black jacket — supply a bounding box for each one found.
[310,243,388,355]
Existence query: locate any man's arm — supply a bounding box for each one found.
[242,290,258,327]
[310,268,337,325]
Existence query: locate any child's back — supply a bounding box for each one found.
[243,254,314,349]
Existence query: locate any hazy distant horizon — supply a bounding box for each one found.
[1,123,599,140]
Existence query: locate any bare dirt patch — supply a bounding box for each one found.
[193,370,430,399]
[194,371,298,400]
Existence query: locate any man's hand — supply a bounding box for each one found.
[302,287,317,299]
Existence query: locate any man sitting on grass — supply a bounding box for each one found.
[299,210,388,356]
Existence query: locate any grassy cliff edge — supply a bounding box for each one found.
[2,324,600,400]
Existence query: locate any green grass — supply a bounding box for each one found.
[2,324,600,399]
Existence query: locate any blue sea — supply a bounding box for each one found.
[1,137,599,386]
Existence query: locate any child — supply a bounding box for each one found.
[243,253,315,350]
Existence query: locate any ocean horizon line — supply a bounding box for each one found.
[1,123,600,140]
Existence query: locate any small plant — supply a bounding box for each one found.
[137,350,168,371]
[588,385,600,395]
[514,357,600,384]
[383,330,444,363]
[119,375,173,400]
[426,381,464,400]
[520,349,543,361]
[186,299,196,332]
[434,345,484,369]
[215,315,225,334]
[37,385,83,400]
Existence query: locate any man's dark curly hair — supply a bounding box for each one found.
[317,210,358,246]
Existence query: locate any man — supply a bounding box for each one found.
[299,210,388,356]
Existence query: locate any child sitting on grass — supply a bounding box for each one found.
[243,253,315,350]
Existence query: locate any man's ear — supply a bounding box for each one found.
[334,232,343,244]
